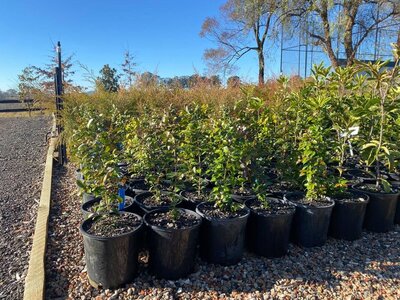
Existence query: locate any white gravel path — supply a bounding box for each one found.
[0,116,50,300]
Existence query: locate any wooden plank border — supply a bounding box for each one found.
[23,118,57,300]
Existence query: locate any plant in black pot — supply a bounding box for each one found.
[352,53,400,233]
[229,96,266,203]
[196,108,250,265]
[285,73,336,248]
[67,104,104,203]
[78,107,134,217]
[245,184,295,258]
[78,109,143,289]
[178,103,212,210]
[327,146,369,241]
[130,107,184,215]
[323,66,371,241]
[143,196,202,279]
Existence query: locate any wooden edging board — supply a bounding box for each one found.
[23,120,57,300]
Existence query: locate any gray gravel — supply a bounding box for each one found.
[0,116,50,300]
[46,165,400,300]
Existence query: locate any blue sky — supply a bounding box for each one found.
[0,0,285,90]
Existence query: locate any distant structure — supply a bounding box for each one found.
[280,23,399,77]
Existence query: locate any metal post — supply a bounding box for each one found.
[280,23,283,74]
[54,41,66,165]
[374,5,380,61]
[298,31,301,76]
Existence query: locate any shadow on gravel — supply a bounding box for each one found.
[44,164,400,299]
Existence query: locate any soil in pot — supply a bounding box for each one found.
[144,208,202,279]
[245,198,295,258]
[231,187,257,203]
[328,191,369,241]
[266,182,301,200]
[343,168,376,182]
[81,196,134,219]
[128,178,149,194]
[196,202,249,265]
[180,190,210,211]
[80,212,143,289]
[134,191,181,215]
[353,181,399,232]
[284,193,334,248]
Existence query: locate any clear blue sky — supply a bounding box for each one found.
[1,1,396,91]
[0,0,286,91]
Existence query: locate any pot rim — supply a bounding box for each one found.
[195,202,250,222]
[82,195,134,212]
[244,197,296,217]
[80,211,143,241]
[330,189,370,204]
[143,208,202,232]
[283,192,335,209]
[134,191,182,209]
[352,181,400,195]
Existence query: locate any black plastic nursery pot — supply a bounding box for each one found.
[328,191,369,241]
[195,202,250,265]
[81,196,135,219]
[395,199,400,225]
[353,181,399,232]
[179,191,208,211]
[79,212,144,289]
[284,193,335,248]
[390,182,400,225]
[82,192,95,204]
[75,168,83,182]
[344,168,376,182]
[133,191,181,216]
[245,198,295,258]
[128,178,149,195]
[144,208,202,279]
[231,193,257,204]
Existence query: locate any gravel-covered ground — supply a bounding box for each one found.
[46,165,400,300]
[0,116,50,300]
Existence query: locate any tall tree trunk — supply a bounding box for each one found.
[258,50,265,86]
[397,29,400,49]
[343,1,359,66]
[344,17,356,65]
[319,4,339,68]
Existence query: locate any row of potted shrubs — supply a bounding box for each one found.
[63,53,400,289]
[77,166,400,289]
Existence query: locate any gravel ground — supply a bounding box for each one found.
[46,164,400,300]
[0,116,50,300]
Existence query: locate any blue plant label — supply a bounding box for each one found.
[118,186,126,210]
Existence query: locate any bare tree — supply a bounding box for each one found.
[121,50,137,88]
[17,66,43,115]
[200,0,289,86]
[32,51,76,93]
[291,0,400,67]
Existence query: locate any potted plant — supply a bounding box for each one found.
[352,50,400,232]
[245,190,295,257]
[284,69,335,248]
[144,205,202,279]
[196,108,249,265]
[324,65,370,241]
[126,108,183,215]
[78,107,134,217]
[229,96,266,203]
[78,107,143,289]
[178,103,212,210]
